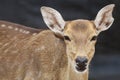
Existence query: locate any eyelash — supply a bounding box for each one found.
[64,36,71,41]
[91,36,97,41]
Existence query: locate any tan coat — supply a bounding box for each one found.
[0,21,67,80]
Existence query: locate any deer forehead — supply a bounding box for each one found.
[64,20,97,39]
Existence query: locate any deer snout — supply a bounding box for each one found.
[75,56,88,64]
[75,56,88,72]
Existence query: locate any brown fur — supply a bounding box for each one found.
[0,19,108,80]
[0,20,95,80]
[0,21,68,80]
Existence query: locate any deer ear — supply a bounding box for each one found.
[41,6,65,36]
[94,4,115,33]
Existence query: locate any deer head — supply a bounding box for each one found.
[41,4,115,73]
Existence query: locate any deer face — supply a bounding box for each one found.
[41,4,114,72]
[63,20,97,72]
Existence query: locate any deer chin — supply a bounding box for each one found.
[75,64,87,72]
[74,65,88,73]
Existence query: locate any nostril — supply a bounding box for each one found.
[75,56,88,64]
[75,58,80,63]
[83,58,88,63]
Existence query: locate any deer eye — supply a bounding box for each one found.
[64,36,71,41]
[91,36,97,41]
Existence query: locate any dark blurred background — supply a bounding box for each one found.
[0,0,119,80]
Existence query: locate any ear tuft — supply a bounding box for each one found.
[94,4,115,33]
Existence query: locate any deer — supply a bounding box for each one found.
[0,4,114,80]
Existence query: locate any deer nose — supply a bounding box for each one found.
[75,56,88,72]
[75,56,88,64]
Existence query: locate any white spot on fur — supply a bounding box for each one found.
[19,29,23,32]
[17,28,31,34]
[15,28,18,31]
[8,25,13,29]
[22,30,27,33]
[41,46,45,50]
[32,33,37,35]
[1,24,6,27]
[0,24,33,35]
[25,31,30,34]
[35,46,45,52]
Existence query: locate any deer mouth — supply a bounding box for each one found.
[75,63,87,72]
